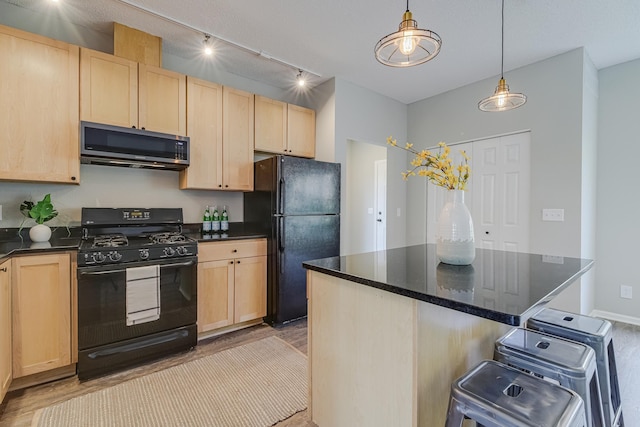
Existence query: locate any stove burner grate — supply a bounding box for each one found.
[148,232,188,244]
[92,234,128,248]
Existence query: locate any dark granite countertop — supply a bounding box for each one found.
[0,227,82,260]
[0,223,266,261]
[303,244,594,326]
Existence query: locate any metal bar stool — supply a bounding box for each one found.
[445,359,586,427]
[494,328,606,427]
[527,308,624,427]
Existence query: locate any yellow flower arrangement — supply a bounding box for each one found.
[386,136,471,190]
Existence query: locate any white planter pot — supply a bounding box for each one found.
[29,224,52,242]
[436,189,475,265]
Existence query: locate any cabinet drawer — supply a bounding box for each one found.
[198,239,266,262]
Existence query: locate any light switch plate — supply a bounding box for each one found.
[621,285,633,299]
[367,208,373,214]
[542,208,564,221]
[0,204,2,221]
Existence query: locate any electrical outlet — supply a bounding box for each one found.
[621,285,633,299]
[542,208,564,221]
[397,208,401,217]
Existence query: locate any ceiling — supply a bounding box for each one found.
[5,0,640,104]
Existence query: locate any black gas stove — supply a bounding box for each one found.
[78,208,197,267]
[77,207,198,380]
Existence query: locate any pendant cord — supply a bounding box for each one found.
[406,0,410,12]
[501,0,505,78]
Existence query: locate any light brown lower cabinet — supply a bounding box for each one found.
[0,259,11,403]
[197,239,267,334]
[11,253,72,378]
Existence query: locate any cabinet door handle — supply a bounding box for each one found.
[0,267,6,272]
[229,261,234,264]
[236,260,240,264]
[232,249,238,253]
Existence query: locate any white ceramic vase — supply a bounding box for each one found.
[29,223,52,243]
[436,189,475,265]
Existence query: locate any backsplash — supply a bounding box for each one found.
[0,164,243,228]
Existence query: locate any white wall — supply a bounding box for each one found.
[594,57,640,322]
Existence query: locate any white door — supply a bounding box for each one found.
[374,159,387,251]
[426,132,530,253]
[472,132,530,252]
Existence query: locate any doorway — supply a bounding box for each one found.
[346,139,387,255]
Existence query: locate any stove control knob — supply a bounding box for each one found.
[164,247,176,257]
[176,246,187,256]
[93,252,106,263]
[139,249,149,260]
[109,251,122,262]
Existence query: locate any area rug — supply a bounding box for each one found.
[32,336,307,427]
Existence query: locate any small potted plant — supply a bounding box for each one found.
[19,194,58,242]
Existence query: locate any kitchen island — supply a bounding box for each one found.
[302,244,594,427]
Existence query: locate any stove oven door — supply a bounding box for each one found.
[77,257,197,379]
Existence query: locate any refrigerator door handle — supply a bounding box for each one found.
[278,177,285,214]
[278,216,285,274]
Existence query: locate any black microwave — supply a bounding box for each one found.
[80,121,190,171]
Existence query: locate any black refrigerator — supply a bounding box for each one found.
[244,156,340,324]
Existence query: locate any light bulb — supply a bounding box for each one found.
[497,93,506,108]
[203,36,213,56]
[296,70,306,87]
[398,31,417,55]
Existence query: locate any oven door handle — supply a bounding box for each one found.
[78,259,196,275]
[79,269,128,276]
[159,260,196,269]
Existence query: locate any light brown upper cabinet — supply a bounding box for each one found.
[221,86,254,191]
[0,24,80,184]
[80,48,186,135]
[287,104,316,158]
[180,77,224,190]
[254,96,287,154]
[180,80,253,191]
[254,95,315,158]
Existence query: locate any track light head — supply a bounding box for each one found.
[203,35,213,56]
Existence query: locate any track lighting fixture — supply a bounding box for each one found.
[296,70,306,87]
[478,0,526,112]
[109,0,318,88]
[374,0,442,67]
[202,35,213,56]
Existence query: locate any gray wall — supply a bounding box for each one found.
[333,78,408,251]
[407,48,595,314]
[594,57,640,322]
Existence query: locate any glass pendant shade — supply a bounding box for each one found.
[478,78,526,112]
[375,10,442,67]
[478,0,526,112]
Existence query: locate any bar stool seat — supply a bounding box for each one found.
[445,359,586,427]
[527,308,624,427]
[494,328,605,427]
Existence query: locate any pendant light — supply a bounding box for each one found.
[374,0,442,67]
[478,0,526,112]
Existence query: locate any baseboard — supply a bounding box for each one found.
[589,309,640,327]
